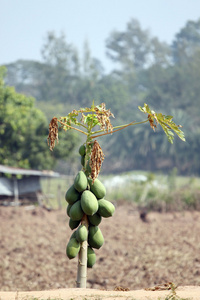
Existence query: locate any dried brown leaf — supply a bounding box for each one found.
[89,140,105,182]
[94,103,114,132]
[47,117,58,151]
[114,286,130,291]
[145,282,174,291]
[148,113,157,131]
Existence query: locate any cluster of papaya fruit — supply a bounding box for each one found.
[65,144,115,268]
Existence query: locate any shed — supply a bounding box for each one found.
[0,164,60,205]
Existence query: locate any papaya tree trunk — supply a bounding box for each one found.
[76,214,88,288]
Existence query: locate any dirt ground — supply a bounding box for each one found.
[1,286,200,300]
[1,203,200,299]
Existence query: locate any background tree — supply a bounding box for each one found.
[40,31,80,103]
[0,66,79,170]
[106,18,171,72]
[106,19,151,71]
[4,60,45,100]
[172,18,200,64]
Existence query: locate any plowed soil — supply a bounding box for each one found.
[1,203,200,298]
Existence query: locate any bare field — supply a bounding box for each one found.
[0,203,200,298]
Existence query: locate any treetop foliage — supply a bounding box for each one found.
[48,102,185,164]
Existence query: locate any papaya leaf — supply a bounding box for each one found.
[138,103,185,144]
[138,103,151,114]
[84,114,100,128]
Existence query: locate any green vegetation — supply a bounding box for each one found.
[0,66,79,170]
[0,67,50,169]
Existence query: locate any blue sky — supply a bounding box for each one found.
[1,0,200,72]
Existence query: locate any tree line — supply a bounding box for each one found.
[2,18,200,175]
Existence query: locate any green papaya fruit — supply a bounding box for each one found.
[88,178,106,199]
[98,199,115,218]
[69,218,80,230]
[81,155,85,167]
[79,144,86,156]
[81,190,98,216]
[66,204,72,217]
[88,225,104,249]
[87,246,96,268]
[65,184,80,205]
[76,224,88,243]
[88,213,102,226]
[70,230,77,240]
[74,171,88,192]
[66,237,80,259]
[70,200,84,221]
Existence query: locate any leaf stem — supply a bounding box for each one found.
[91,119,149,138]
[79,123,88,130]
[58,120,88,136]
[113,119,149,129]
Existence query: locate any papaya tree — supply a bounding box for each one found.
[47,102,185,288]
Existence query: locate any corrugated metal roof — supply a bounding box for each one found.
[0,164,60,177]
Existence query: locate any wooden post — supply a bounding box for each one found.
[13,175,19,205]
